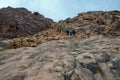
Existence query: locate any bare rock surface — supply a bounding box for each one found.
[0,36,120,80]
[54,11,120,37]
[0,7,120,80]
[0,7,53,39]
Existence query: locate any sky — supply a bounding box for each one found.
[0,0,120,21]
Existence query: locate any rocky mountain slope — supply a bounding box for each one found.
[0,7,53,39]
[0,10,120,50]
[0,36,120,80]
[0,7,120,80]
[54,10,120,37]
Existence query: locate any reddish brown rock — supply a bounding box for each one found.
[0,7,53,39]
[54,11,120,37]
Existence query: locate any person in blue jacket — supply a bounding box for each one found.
[66,29,75,36]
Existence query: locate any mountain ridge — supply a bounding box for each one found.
[0,7,120,50]
[0,6,53,39]
[0,7,120,80]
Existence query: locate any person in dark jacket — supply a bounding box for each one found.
[66,29,75,36]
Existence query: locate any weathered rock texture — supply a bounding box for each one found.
[54,11,120,37]
[0,7,120,80]
[1,11,120,50]
[0,7,120,50]
[0,29,67,50]
[0,36,120,80]
[0,7,53,39]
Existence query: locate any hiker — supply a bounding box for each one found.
[66,29,75,36]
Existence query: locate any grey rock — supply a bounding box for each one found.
[0,36,119,80]
[98,63,115,80]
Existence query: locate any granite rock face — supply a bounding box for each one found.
[54,11,120,37]
[0,7,120,80]
[0,10,120,50]
[0,7,53,39]
[0,36,120,80]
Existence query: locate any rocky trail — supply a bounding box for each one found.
[0,7,120,80]
[0,36,120,80]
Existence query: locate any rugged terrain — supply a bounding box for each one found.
[0,7,120,80]
[0,36,120,80]
[54,10,120,37]
[0,9,120,50]
[0,6,53,39]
